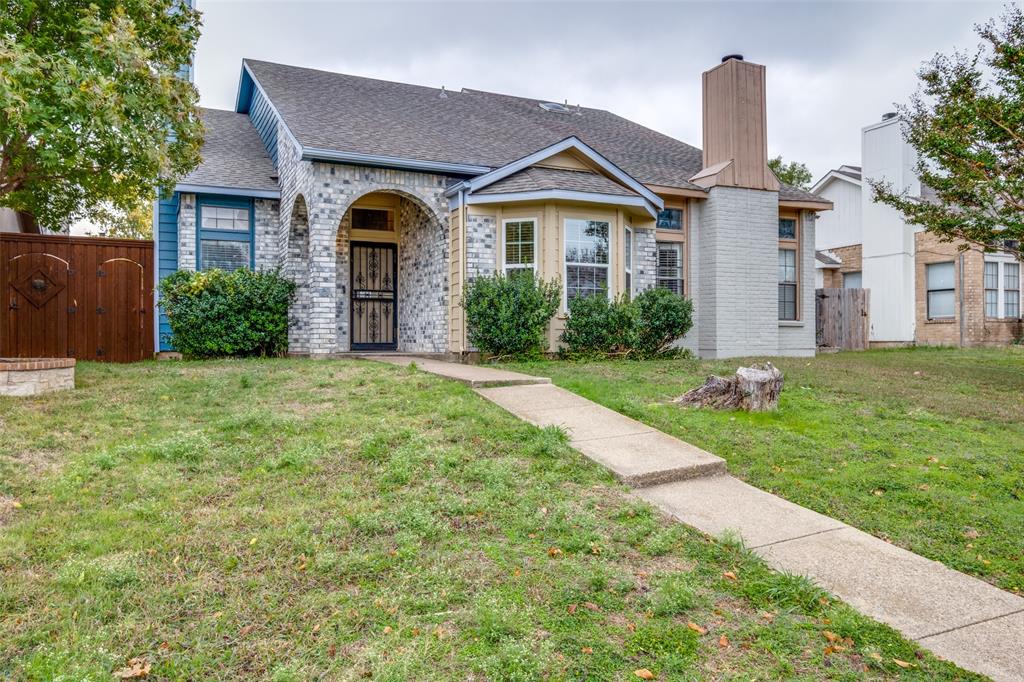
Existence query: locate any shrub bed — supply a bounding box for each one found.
[159,268,296,358]
[462,272,561,359]
[561,287,693,359]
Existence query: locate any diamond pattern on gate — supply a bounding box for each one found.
[12,268,64,308]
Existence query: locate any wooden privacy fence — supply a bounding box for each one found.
[1,233,154,362]
[816,288,870,351]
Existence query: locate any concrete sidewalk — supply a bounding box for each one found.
[370,357,1024,681]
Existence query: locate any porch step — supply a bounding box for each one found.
[476,384,726,487]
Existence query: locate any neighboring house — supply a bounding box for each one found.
[812,114,1022,346]
[155,55,831,358]
[0,208,39,234]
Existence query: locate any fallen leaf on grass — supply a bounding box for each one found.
[239,625,255,636]
[581,646,593,654]
[113,657,151,679]
[718,634,729,648]
[567,604,577,615]
[382,626,392,634]
[687,622,707,635]
[964,529,981,540]
[822,630,839,643]
[893,659,915,669]
[634,669,656,680]
[582,602,601,612]
[547,547,563,558]
[723,571,737,581]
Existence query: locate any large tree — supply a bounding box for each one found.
[0,0,204,232]
[768,155,812,189]
[871,5,1024,259]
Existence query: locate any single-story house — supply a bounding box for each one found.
[155,55,832,358]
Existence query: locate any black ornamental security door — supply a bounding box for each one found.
[350,242,397,350]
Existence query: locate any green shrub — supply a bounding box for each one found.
[158,268,296,358]
[560,287,693,359]
[560,294,635,357]
[462,272,561,358]
[631,287,694,356]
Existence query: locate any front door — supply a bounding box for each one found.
[350,242,397,350]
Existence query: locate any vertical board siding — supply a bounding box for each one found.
[248,87,280,166]
[1,233,154,362]
[157,194,180,350]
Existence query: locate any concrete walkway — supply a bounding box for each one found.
[369,357,1024,681]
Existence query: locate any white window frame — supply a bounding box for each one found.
[564,217,611,307]
[984,257,1023,319]
[624,226,633,299]
[778,247,798,321]
[501,217,538,277]
[925,261,956,320]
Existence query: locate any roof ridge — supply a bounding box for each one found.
[243,58,452,96]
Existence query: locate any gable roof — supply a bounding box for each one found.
[179,108,279,197]
[811,164,863,195]
[475,167,638,197]
[230,58,828,206]
[237,59,704,191]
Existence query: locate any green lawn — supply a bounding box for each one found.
[0,360,979,680]
[505,347,1024,594]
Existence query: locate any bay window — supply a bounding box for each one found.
[565,218,609,300]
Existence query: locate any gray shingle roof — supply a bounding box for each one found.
[476,167,639,197]
[182,108,278,192]
[243,59,709,190]
[816,250,842,266]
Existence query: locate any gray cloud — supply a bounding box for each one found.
[193,0,1004,181]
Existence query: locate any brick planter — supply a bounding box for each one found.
[0,358,75,396]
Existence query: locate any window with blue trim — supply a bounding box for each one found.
[197,196,254,271]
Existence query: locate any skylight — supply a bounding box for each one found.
[539,101,570,113]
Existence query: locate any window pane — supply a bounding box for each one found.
[565,219,609,265]
[984,262,999,289]
[1005,263,1020,291]
[201,239,250,271]
[928,290,955,319]
[926,262,954,289]
[985,289,998,317]
[778,218,797,240]
[624,229,632,273]
[1006,291,1020,318]
[843,271,862,288]
[778,249,796,283]
[656,208,682,230]
[201,205,249,231]
[504,220,535,267]
[778,283,797,320]
[352,208,391,231]
[566,264,608,300]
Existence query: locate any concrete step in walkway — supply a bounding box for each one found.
[479,383,726,486]
[366,357,1024,681]
[361,355,550,388]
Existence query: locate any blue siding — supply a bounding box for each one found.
[157,194,180,351]
[249,87,279,165]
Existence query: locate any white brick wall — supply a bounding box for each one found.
[696,186,780,358]
[177,194,196,271]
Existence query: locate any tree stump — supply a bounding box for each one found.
[673,363,783,411]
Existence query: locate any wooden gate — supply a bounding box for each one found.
[816,288,870,351]
[1,233,153,362]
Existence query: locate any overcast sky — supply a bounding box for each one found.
[192,0,1004,183]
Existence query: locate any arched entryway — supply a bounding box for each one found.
[335,190,446,353]
[285,194,310,353]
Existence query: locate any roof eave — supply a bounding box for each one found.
[174,183,281,199]
[780,198,834,211]
[465,137,665,210]
[302,147,491,176]
[466,189,658,219]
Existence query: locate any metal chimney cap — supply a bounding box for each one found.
[722,54,744,62]
[882,112,897,121]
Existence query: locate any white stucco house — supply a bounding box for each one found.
[155,55,832,358]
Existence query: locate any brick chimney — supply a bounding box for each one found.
[691,55,779,191]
